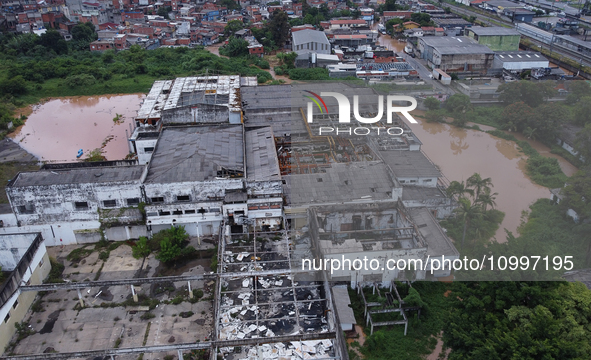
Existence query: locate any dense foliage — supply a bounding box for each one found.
[444,281,591,359]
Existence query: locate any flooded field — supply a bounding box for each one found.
[10,94,144,162]
[410,113,573,242]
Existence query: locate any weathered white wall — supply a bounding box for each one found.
[136,138,158,165]
[0,233,39,271]
[8,181,142,226]
[397,176,438,188]
[144,179,243,204]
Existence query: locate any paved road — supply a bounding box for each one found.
[399,52,456,95]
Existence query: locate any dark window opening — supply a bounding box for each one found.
[151,197,164,203]
[126,198,140,206]
[176,195,190,202]
[74,201,89,210]
[144,147,154,153]
[17,203,35,214]
[159,210,171,216]
[12,300,18,309]
[173,210,183,215]
[185,209,196,214]
[103,200,117,208]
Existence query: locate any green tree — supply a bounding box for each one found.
[446,180,474,199]
[219,38,249,57]
[445,94,472,114]
[531,102,566,143]
[410,13,432,26]
[132,236,151,259]
[224,20,244,37]
[219,0,241,10]
[0,75,28,96]
[444,282,591,359]
[476,188,498,211]
[384,0,398,11]
[566,80,591,104]
[71,22,96,42]
[497,80,554,107]
[574,122,591,162]
[157,237,182,262]
[423,97,440,111]
[267,10,290,47]
[574,96,591,126]
[455,197,483,250]
[157,6,172,19]
[500,101,535,132]
[385,18,404,34]
[466,173,493,199]
[39,29,68,54]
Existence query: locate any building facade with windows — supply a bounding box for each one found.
[291,29,331,55]
[0,233,50,352]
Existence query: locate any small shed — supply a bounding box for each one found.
[432,68,452,85]
[332,286,357,332]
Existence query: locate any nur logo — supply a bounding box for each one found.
[303,91,418,125]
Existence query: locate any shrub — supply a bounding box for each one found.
[132,237,151,259]
[64,74,96,87]
[193,289,204,299]
[140,312,156,320]
[98,251,109,261]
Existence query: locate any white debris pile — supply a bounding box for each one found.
[222,339,334,360]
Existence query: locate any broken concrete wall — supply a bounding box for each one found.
[246,180,283,198]
[143,179,243,204]
[7,181,142,226]
[161,103,229,125]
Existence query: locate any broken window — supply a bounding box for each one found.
[17,203,35,214]
[151,196,164,203]
[74,201,89,210]
[176,195,190,202]
[126,198,140,206]
[102,200,117,208]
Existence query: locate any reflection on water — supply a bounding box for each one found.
[410,113,554,242]
[10,94,145,162]
[449,127,469,155]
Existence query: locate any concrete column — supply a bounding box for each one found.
[110,355,115,360]
[177,349,183,360]
[188,281,193,299]
[77,288,84,308]
[196,223,201,245]
[131,285,138,303]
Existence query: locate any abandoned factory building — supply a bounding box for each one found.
[1,77,459,283]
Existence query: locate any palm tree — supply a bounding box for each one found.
[467,173,493,199]
[476,188,498,212]
[523,126,537,140]
[446,180,474,199]
[455,198,483,251]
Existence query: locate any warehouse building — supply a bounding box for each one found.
[493,51,549,71]
[418,36,495,73]
[465,26,521,51]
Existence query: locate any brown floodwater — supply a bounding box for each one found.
[409,111,572,242]
[10,94,145,162]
